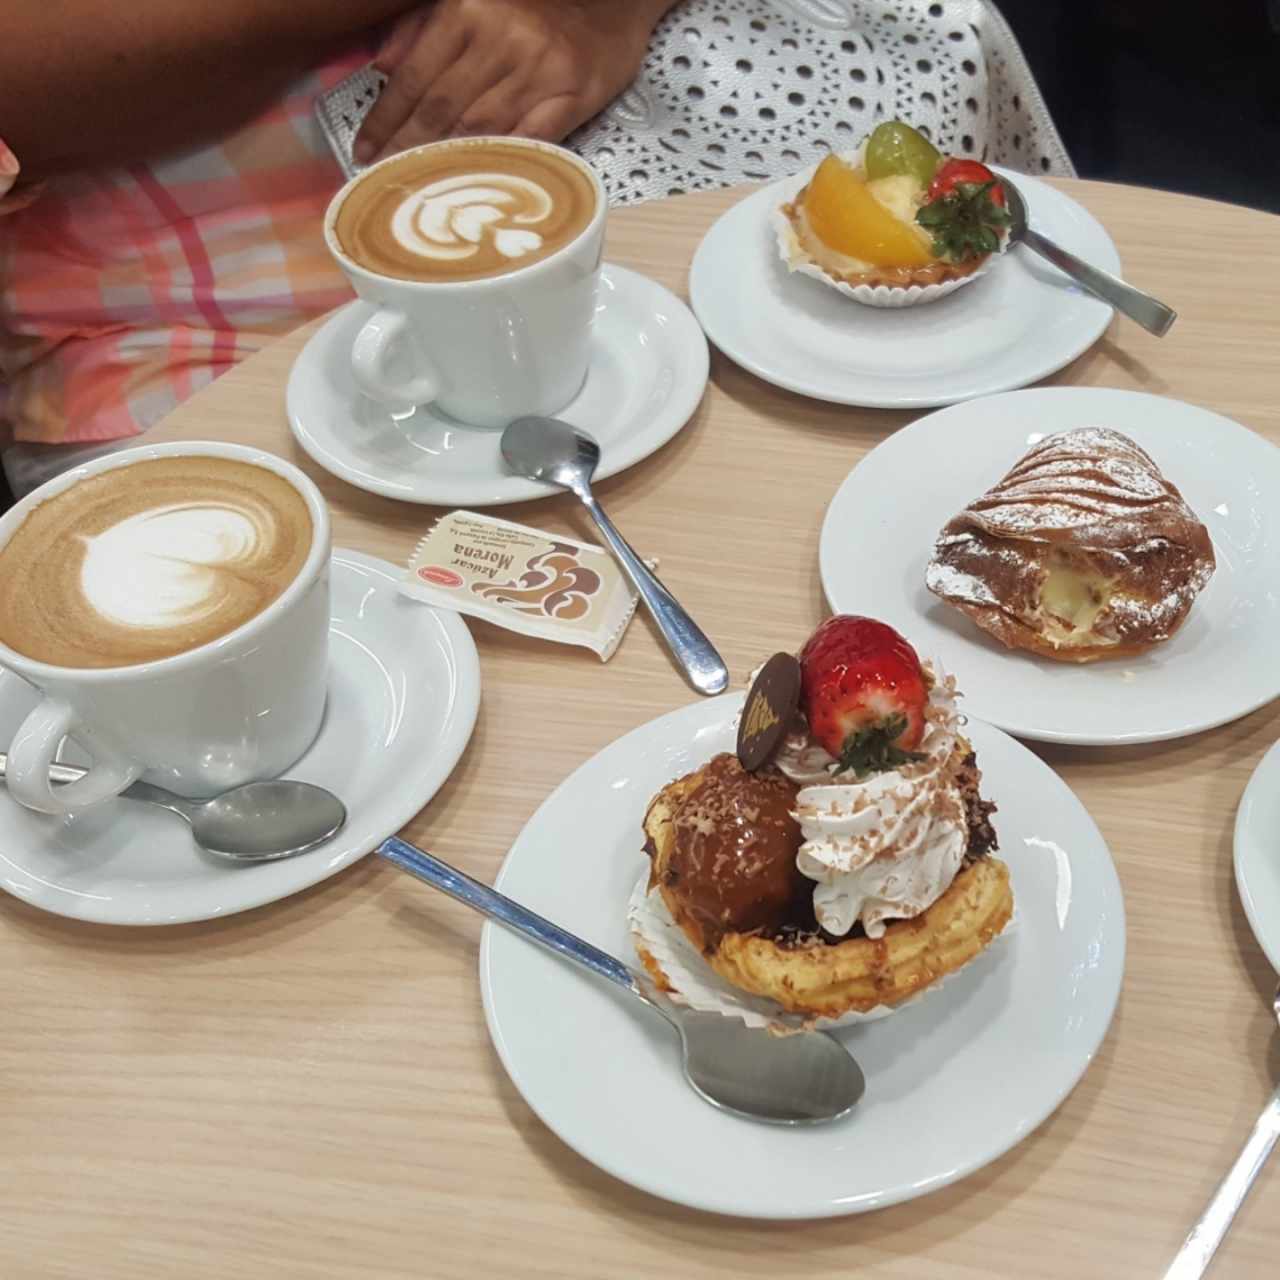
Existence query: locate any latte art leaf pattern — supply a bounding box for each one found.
[333,141,598,282]
[393,174,553,264]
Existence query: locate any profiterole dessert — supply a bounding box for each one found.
[637,616,1012,1021]
[926,427,1216,662]
[777,120,1011,297]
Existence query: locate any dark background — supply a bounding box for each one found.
[1000,0,1280,213]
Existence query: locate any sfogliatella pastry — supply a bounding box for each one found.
[638,616,1012,1020]
[926,427,1215,662]
[777,120,1010,295]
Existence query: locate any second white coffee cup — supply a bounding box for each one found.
[0,441,331,815]
[324,136,607,430]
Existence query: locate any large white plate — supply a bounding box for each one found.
[820,387,1280,746]
[287,265,708,506]
[1235,741,1280,974]
[480,696,1123,1218]
[0,551,479,925]
[689,166,1117,408]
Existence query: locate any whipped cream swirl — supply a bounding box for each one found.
[774,664,969,939]
[80,503,268,629]
[392,173,551,264]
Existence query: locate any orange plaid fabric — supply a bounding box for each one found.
[0,50,370,446]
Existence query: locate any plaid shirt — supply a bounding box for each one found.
[0,50,368,446]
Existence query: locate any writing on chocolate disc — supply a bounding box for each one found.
[742,695,780,741]
[737,651,802,772]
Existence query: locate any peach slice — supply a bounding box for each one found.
[803,155,934,268]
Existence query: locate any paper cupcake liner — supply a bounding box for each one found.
[771,159,1006,310]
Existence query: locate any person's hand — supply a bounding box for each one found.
[354,0,671,164]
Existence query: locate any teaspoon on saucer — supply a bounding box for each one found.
[500,415,729,697]
[0,753,347,862]
[379,835,866,1125]
[1000,176,1176,337]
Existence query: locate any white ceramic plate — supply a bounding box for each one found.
[689,166,1117,408]
[0,551,479,925]
[480,696,1123,1219]
[1235,741,1280,974]
[820,387,1280,746]
[287,265,709,505]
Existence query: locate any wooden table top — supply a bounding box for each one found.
[5,176,1280,1279]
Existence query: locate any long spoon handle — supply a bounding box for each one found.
[0,751,86,786]
[578,493,728,696]
[378,836,647,998]
[0,751,193,817]
[1021,226,1176,336]
[1163,1085,1280,1278]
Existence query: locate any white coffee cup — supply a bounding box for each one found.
[324,137,606,430]
[0,441,331,815]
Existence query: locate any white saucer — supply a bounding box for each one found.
[0,550,479,926]
[820,387,1280,745]
[689,166,1118,408]
[480,696,1123,1218]
[1235,742,1280,973]
[287,266,709,506]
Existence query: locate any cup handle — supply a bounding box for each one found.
[351,307,440,407]
[6,698,139,814]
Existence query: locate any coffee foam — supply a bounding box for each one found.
[334,141,597,282]
[0,457,312,669]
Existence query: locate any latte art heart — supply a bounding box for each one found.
[80,504,274,630]
[0,457,313,669]
[392,174,552,264]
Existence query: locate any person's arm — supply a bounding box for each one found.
[2,0,416,176]
[355,0,682,163]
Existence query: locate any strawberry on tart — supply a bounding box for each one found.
[638,616,1012,1021]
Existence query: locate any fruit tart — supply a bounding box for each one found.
[632,616,1013,1026]
[775,120,1011,306]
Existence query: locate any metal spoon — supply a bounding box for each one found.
[500,416,729,697]
[1000,176,1176,337]
[0,752,346,862]
[378,836,865,1124]
[1163,980,1280,1278]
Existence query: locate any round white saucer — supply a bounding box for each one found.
[0,550,479,926]
[481,696,1124,1218]
[819,387,1280,746]
[287,265,709,506]
[1235,741,1280,973]
[689,166,1118,409]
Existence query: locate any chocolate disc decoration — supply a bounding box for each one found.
[737,652,802,772]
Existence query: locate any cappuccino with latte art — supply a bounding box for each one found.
[0,457,312,669]
[333,139,598,283]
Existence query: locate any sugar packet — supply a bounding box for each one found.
[400,511,645,661]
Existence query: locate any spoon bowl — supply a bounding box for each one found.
[675,1008,865,1125]
[500,414,599,492]
[184,779,348,861]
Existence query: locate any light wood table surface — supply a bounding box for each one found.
[5,177,1280,1279]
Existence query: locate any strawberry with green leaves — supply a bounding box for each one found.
[915,158,1011,263]
[798,616,928,778]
